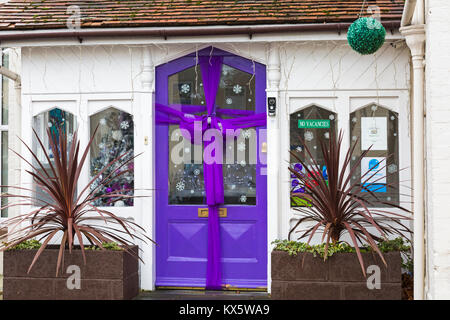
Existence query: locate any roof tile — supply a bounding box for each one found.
[0,0,405,31]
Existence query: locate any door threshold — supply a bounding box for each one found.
[156,286,268,292]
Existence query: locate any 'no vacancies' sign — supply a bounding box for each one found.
[298,119,330,129]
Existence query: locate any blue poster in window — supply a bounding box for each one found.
[361,157,386,193]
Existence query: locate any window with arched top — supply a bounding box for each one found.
[290,105,337,207]
[350,104,399,206]
[32,108,76,205]
[90,107,134,207]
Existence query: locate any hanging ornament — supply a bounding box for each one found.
[114,200,125,207]
[347,17,386,55]
[112,130,123,141]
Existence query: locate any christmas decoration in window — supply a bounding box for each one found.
[90,107,134,207]
[290,105,337,207]
[350,104,399,206]
[32,108,76,205]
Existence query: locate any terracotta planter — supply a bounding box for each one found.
[3,245,139,300]
[271,250,402,300]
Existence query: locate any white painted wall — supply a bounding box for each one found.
[425,0,450,300]
[12,38,410,290]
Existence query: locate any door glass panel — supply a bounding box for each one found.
[223,128,256,205]
[216,64,255,114]
[90,107,134,207]
[168,65,205,106]
[290,106,337,207]
[350,105,399,207]
[168,125,205,205]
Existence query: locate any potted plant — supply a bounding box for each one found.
[0,125,154,300]
[271,131,412,300]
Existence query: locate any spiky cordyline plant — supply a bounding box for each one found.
[0,125,154,275]
[289,130,412,276]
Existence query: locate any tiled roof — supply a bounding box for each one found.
[0,0,405,31]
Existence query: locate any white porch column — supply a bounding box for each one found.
[266,43,281,293]
[139,46,155,291]
[400,24,426,300]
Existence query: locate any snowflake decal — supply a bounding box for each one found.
[226,98,233,105]
[237,142,246,152]
[388,164,398,174]
[240,160,246,167]
[99,142,106,149]
[48,122,53,127]
[99,118,107,126]
[296,146,303,152]
[304,131,314,142]
[120,121,129,130]
[176,180,185,191]
[233,84,243,94]
[324,132,330,139]
[180,83,190,94]
[242,129,252,139]
[193,168,200,176]
[240,195,247,203]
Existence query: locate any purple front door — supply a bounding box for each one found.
[155,47,267,289]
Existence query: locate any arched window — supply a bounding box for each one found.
[350,104,399,206]
[32,108,76,205]
[290,105,337,207]
[90,107,134,207]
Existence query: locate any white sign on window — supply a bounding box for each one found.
[361,117,387,151]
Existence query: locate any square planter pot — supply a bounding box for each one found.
[271,250,402,300]
[3,245,139,300]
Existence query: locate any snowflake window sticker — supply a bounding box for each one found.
[237,142,246,152]
[120,121,129,130]
[233,84,243,94]
[226,98,233,105]
[388,164,398,174]
[242,129,252,139]
[176,180,185,191]
[304,131,314,142]
[180,83,191,94]
[239,195,247,203]
[193,168,201,176]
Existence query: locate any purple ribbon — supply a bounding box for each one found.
[156,56,266,290]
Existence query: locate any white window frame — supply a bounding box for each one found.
[0,51,9,221]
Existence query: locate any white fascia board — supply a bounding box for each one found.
[0,25,404,48]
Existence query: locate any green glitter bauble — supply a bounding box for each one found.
[347,17,386,55]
